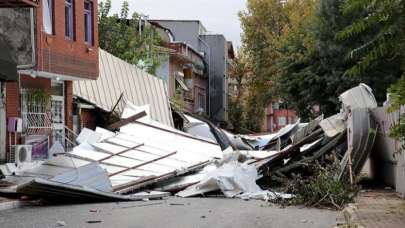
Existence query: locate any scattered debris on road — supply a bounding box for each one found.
[0,84,380,209]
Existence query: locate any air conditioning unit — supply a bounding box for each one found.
[14,145,32,167]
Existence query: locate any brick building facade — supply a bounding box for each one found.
[261,101,297,133]
[0,0,98,162]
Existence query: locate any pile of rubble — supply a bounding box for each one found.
[0,84,378,204]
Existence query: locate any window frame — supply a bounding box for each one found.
[278,116,287,126]
[198,93,206,111]
[84,0,93,45]
[65,0,75,40]
[47,0,55,35]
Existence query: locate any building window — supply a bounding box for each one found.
[84,0,93,45]
[43,0,54,34]
[272,102,279,110]
[278,116,287,126]
[65,0,74,40]
[198,93,206,111]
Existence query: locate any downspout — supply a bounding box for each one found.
[198,37,210,118]
[17,8,36,70]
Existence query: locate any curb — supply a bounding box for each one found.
[0,200,28,212]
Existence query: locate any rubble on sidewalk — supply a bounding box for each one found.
[0,84,381,207]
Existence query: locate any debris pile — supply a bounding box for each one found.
[0,84,378,207]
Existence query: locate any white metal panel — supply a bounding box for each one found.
[66,124,222,189]
[73,49,174,127]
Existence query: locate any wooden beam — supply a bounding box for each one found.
[106,111,147,131]
[98,143,145,162]
[109,151,177,177]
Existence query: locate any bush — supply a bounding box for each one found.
[283,161,355,209]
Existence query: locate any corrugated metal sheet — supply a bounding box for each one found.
[66,123,222,193]
[339,83,377,111]
[339,108,377,179]
[73,49,174,127]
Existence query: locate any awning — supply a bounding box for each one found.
[0,0,38,8]
[175,72,189,91]
[0,39,18,81]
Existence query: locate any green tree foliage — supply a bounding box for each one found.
[228,50,251,132]
[98,0,162,74]
[387,76,405,151]
[338,0,405,77]
[274,0,402,119]
[239,0,290,131]
[339,0,405,149]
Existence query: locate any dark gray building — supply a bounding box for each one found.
[150,20,234,124]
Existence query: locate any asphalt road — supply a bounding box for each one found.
[0,197,337,228]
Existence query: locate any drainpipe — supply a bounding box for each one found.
[198,37,210,117]
[17,8,36,70]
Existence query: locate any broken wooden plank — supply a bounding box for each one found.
[97,143,145,162]
[114,160,212,194]
[107,111,147,131]
[109,151,177,177]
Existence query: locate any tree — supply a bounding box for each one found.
[387,76,405,152]
[339,0,405,150]
[98,0,163,74]
[276,0,402,119]
[239,0,290,131]
[337,0,405,77]
[228,50,250,132]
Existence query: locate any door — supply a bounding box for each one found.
[51,81,65,145]
[0,82,6,162]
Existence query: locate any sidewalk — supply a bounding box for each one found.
[337,189,405,228]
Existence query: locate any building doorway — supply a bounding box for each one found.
[51,81,65,144]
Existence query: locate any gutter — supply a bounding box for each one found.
[17,8,36,70]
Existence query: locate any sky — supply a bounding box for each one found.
[107,0,247,48]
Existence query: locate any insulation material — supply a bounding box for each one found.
[176,161,292,200]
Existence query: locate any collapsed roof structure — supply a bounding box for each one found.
[73,49,174,127]
[0,83,382,204]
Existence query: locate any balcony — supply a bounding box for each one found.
[0,0,39,7]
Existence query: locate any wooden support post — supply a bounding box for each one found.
[98,143,144,162]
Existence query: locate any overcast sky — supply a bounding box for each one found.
[107,0,247,48]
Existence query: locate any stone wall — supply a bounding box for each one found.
[0,8,33,65]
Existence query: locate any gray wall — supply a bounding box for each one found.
[371,105,405,197]
[200,34,228,123]
[0,8,33,66]
[151,20,229,123]
[155,55,170,84]
[150,20,203,51]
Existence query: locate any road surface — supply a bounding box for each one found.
[0,197,337,228]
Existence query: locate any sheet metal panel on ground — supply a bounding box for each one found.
[73,49,174,127]
[67,121,223,193]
